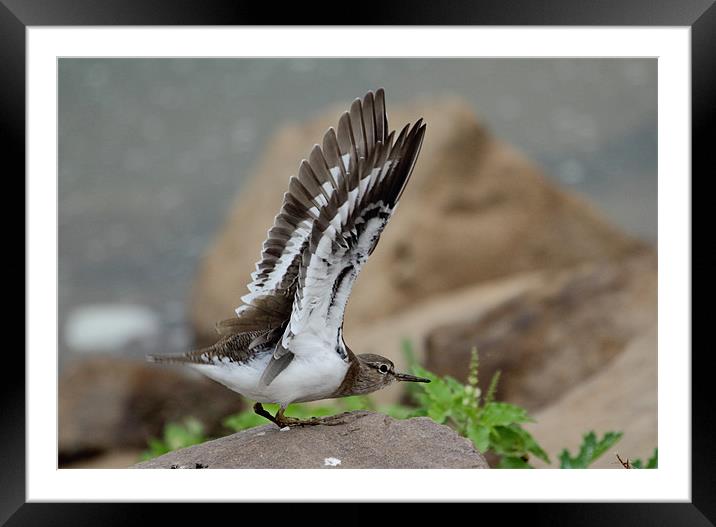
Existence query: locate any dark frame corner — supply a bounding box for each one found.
[6,0,712,524]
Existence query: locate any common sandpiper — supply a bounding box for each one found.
[149,88,429,428]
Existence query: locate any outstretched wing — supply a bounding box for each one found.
[260,97,426,385]
[230,89,390,336]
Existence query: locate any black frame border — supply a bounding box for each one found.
[6,0,711,524]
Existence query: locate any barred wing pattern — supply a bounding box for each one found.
[230,90,389,336]
[285,118,425,348]
[231,89,425,386]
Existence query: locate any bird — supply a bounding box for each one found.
[148,88,429,428]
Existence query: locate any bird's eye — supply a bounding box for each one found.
[378,364,389,374]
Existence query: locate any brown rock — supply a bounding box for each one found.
[343,270,543,406]
[525,325,657,468]
[190,96,644,346]
[132,411,489,469]
[424,249,657,412]
[58,355,245,462]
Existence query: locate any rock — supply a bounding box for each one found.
[59,355,245,462]
[525,325,657,468]
[424,249,656,412]
[343,270,543,406]
[132,411,489,469]
[190,96,645,346]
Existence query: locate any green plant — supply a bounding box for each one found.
[620,447,658,469]
[140,417,207,461]
[407,347,550,468]
[558,431,623,468]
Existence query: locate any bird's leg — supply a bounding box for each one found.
[253,402,279,426]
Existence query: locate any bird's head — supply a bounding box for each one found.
[350,353,430,395]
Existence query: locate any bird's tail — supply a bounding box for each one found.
[146,347,211,365]
[146,352,190,364]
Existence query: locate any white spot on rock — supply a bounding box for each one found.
[280,426,291,432]
[324,457,341,467]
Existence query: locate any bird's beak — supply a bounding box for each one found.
[394,372,431,383]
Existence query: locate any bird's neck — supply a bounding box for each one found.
[330,350,361,398]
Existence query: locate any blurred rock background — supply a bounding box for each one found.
[58,58,656,468]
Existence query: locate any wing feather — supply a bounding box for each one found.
[226,89,425,388]
[233,90,392,333]
[282,116,426,360]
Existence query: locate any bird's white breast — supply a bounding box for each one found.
[190,340,349,407]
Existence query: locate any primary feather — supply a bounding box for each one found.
[249,89,426,385]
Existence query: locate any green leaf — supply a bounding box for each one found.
[139,417,208,461]
[559,450,575,469]
[164,417,206,451]
[480,402,532,427]
[486,425,549,464]
[498,456,533,469]
[488,426,524,457]
[421,378,455,409]
[629,447,658,469]
[560,431,623,468]
[466,425,491,453]
[519,427,550,464]
[408,367,439,406]
[147,437,165,450]
[591,431,623,461]
[443,375,466,393]
[140,437,170,461]
[427,404,451,423]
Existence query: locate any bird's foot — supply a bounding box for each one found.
[275,411,347,429]
[276,416,343,428]
[253,403,348,428]
[275,415,315,428]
